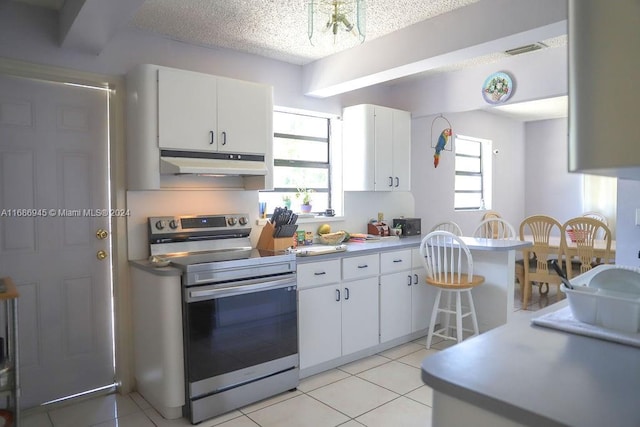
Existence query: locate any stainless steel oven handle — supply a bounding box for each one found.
[188,276,296,300]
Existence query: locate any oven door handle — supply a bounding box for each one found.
[188,276,296,301]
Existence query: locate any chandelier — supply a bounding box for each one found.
[308,0,366,46]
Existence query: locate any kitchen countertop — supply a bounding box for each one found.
[421,300,640,427]
[130,259,182,276]
[296,235,530,263]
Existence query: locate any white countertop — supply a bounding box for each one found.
[296,235,530,263]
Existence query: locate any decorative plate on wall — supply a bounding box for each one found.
[482,72,513,104]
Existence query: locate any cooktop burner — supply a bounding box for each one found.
[147,213,296,278]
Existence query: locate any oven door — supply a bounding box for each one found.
[184,274,298,398]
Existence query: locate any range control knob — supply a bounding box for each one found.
[227,217,237,226]
[155,220,165,230]
[238,216,248,226]
[169,220,178,229]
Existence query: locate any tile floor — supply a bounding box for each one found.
[21,290,556,427]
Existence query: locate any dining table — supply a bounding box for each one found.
[521,235,616,279]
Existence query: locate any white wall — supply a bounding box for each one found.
[615,180,640,266]
[524,118,583,223]
[410,110,526,236]
[388,46,567,118]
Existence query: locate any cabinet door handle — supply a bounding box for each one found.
[388,176,393,187]
[357,264,368,269]
[314,271,326,276]
[222,131,227,145]
[395,177,400,187]
[335,289,341,302]
[393,259,403,263]
[414,274,419,285]
[407,275,412,286]
[344,287,350,300]
[209,130,214,145]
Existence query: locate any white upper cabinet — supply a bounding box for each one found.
[126,64,274,190]
[217,76,272,155]
[343,104,411,191]
[158,67,218,152]
[569,0,640,180]
[158,68,271,155]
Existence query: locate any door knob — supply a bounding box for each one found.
[96,250,108,260]
[96,229,108,240]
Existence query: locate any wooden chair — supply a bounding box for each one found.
[562,217,612,279]
[420,231,485,348]
[582,211,609,239]
[517,215,564,310]
[473,218,516,239]
[582,211,608,224]
[430,221,463,236]
[482,210,501,221]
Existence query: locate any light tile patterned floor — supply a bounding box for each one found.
[21,291,549,427]
[21,338,437,427]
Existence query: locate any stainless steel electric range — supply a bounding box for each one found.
[148,213,299,424]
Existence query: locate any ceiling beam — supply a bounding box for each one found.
[59,0,145,55]
[302,0,567,98]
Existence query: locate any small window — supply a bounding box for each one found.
[260,111,331,213]
[454,135,492,210]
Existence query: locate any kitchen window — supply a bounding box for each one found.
[260,110,334,214]
[454,135,492,210]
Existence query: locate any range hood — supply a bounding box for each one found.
[159,150,267,176]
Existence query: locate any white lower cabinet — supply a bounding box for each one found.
[298,247,433,371]
[380,249,433,342]
[341,277,379,355]
[380,270,413,342]
[298,285,342,370]
[411,249,435,333]
[298,277,379,370]
[298,255,379,371]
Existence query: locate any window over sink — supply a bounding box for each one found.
[260,109,339,215]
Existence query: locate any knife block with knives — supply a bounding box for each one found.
[256,207,298,251]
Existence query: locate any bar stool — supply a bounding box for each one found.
[420,231,485,349]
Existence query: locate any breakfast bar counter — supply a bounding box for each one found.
[421,300,640,427]
[297,236,531,332]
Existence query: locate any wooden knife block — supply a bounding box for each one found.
[257,221,294,251]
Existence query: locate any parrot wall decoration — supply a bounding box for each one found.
[433,128,452,168]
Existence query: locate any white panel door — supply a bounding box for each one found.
[0,74,113,408]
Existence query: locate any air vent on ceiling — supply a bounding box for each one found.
[504,42,547,56]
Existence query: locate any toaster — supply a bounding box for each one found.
[392,218,421,236]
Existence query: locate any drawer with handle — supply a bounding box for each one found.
[380,249,412,274]
[342,254,380,280]
[297,259,341,289]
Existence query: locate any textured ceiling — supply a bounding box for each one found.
[11,0,568,121]
[130,0,480,65]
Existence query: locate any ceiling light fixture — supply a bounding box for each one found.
[308,0,366,46]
